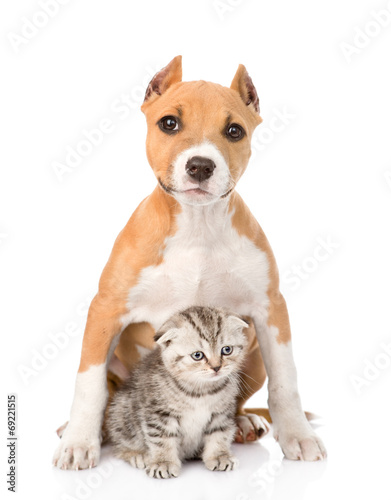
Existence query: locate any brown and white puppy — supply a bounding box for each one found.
[53,56,326,470]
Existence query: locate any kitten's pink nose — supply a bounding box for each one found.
[212,365,221,373]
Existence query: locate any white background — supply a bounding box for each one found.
[1,0,391,499]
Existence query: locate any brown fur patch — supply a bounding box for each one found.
[78,187,180,372]
[229,192,292,344]
[236,317,267,413]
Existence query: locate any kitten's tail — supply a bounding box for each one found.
[243,407,320,423]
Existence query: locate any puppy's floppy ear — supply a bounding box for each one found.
[230,64,262,122]
[142,55,182,107]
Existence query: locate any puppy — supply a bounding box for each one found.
[53,56,326,470]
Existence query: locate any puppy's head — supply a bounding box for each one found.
[141,56,262,206]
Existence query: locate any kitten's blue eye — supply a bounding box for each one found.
[221,346,233,356]
[191,351,204,361]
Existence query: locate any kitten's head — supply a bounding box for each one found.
[154,306,249,386]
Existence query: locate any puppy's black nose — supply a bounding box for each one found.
[185,156,216,182]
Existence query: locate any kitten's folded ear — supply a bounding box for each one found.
[154,315,183,346]
[154,328,179,346]
[227,315,250,330]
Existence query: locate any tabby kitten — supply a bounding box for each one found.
[107,306,249,479]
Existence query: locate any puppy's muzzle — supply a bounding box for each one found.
[185,156,216,183]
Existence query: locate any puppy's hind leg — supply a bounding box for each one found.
[235,319,270,443]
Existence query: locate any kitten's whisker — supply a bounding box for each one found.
[235,373,254,398]
[238,370,264,386]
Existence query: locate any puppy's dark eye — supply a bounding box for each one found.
[159,116,179,134]
[226,124,244,141]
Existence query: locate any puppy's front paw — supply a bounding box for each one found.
[204,454,238,471]
[53,430,101,470]
[145,461,181,479]
[278,430,327,461]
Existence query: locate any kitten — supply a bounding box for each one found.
[106,306,249,479]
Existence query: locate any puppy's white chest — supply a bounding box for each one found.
[122,205,270,329]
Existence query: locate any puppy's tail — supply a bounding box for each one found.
[243,407,320,423]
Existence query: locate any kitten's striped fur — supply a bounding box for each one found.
[107,306,249,478]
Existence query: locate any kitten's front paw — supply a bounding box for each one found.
[204,454,238,471]
[128,453,147,469]
[145,461,181,479]
[115,449,147,469]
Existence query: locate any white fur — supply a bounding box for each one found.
[178,399,215,459]
[54,335,122,469]
[168,388,234,461]
[171,141,232,205]
[53,363,109,469]
[254,323,327,460]
[121,198,270,331]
